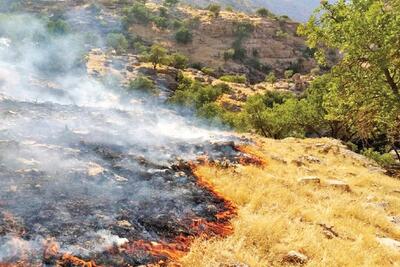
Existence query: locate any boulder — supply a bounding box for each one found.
[219,263,249,267]
[325,179,351,192]
[377,237,400,252]
[298,176,321,185]
[283,251,308,264]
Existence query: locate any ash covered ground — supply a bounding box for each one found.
[0,9,249,267]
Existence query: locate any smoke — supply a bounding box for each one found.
[0,8,237,265]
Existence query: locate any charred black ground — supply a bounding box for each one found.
[0,97,252,266]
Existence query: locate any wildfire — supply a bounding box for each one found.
[0,140,266,267]
[235,145,268,167]
[128,239,188,261]
[60,254,96,267]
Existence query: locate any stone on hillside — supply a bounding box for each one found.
[219,263,249,267]
[274,81,290,90]
[293,155,321,166]
[388,216,400,227]
[377,237,400,252]
[117,220,132,228]
[325,179,351,192]
[283,251,308,265]
[298,176,321,185]
[318,223,339,239]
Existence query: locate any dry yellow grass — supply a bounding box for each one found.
[180,136,400,267]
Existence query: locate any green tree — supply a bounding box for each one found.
[299,0,400,101]
[146,44,169,70]
[106,33,128,54]
[207,4,221,18]
[175,27,192,44]
[256,8,270,17]
[169,52,188,69]
[284,70,294,79]
[298,0,400,159]
[47,19,70,35]
[128,75,158,94]
[265,72,277,83]
[123,3,152,25]
[164,0,179,7]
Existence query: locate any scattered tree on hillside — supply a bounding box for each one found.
[122,3,152,25]
[140,44,170,70]
[207,4,221,18]
[106,33,128,54]
[128,75,157,94]
[47,19,70,35]
[175,27,192,44]
[164,0,179,7]
[169,52,188,69]
[256,8,270,17]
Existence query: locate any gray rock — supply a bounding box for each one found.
[298,176,321,185]
[325,179,351,192]
[377,237,400,251]
[283,250,308,264]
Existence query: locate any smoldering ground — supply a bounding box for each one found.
[0,9,242,266]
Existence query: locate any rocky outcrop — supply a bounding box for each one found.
[129,7,316,83]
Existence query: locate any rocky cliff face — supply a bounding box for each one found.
[129,6,315,82]
[178,0,323,22]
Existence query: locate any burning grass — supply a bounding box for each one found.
[0,96,259,267]
[180,136,400,266]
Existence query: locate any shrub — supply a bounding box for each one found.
[275,29,288,39]
[164,0,179,7]
[230,22,254,61]
[175,27,192,44]
[159,7,168,17]
[201,67,215,76]
[171,77,230,109]
[47,19,70,35]
[169,53,188,69]
[128,75,157,94]
[207,4,221,18]
[185,16,201,29]
[223,49,235,61]
[87,3,102,14]
[153,16,169,29]
[106,33,128,53]
[190,62,203,70]
[362,148,395,167]
[310,67,320,76]
[123,3,152,25]
[256,8,270,17]
[133,41,148,53]
[219,74,247,84]
[197,102,224,119]
[262,90,294,108]
[265,72,277,83]
[284,70,294,79]
[141,44,169,70]
[234,21,254,37]
[172,19,183,29]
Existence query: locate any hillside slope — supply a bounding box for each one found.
[181,136,400,266]
[122,3,315,82]
[180,0,322,22]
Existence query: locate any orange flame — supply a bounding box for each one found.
[235,145,268,167]
[0,145,266,267]
[60,254,97,267]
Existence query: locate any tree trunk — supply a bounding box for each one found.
[393,146,400,162]
[383,68,400,101]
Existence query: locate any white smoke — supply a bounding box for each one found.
[0,10,236,264]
